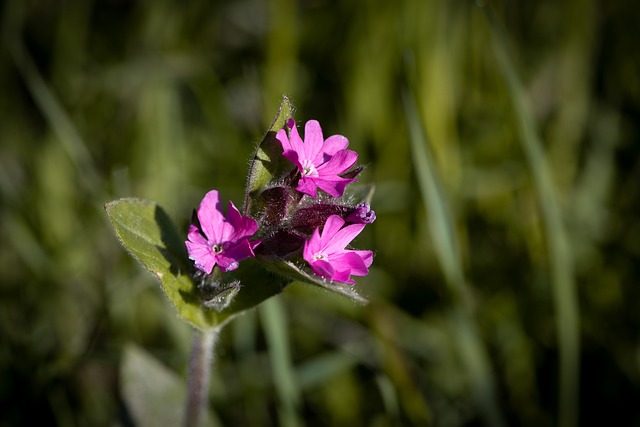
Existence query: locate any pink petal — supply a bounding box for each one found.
[309,259,335,280]
[276,128,292,153]
[312,176,355,198]
[318,134,349,159]
[319,215,346,243]
[187,225,208,246]
[325,222,366,253]
[197,190,225,243]
[288,124,306,159]
[316,149,358,176]
[303,228,323,261]
[186,240,217,274]
[225,239,257,262]
[330,269,356,285]
[303,120,324,162]
[225,201,259,240]
[282,149,302,171]
[215,255,239,272]
[329,251,368,275]
[185,240,210,260]
[201,255,219,274]
[295,177,319,198]
[353,250,374,268]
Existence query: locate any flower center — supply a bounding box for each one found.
[301,159,318,177]
[212,243,223,254]
[313,253,327,261]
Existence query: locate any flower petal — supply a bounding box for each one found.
[282,149,302,171]
[329,251,368,275]
[302,214,373,284]
[186,241,217,274]
[196,190,225,243]
[303,227,322,260]
[303,120,324,162]
[187,224,208,245]
[319,215,346,244]
[295,176,319,198]
[325,222,366,254]
[187,190,260,274]
[316,149,358,176]
[319,134,349,159]
[225,200,259,240]
[352,250,374,269]
[329,269,356,285]
[312,176,355,198]
[276,128,292,153]
[309,259,335,281]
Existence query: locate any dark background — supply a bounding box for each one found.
[1,0,640,425]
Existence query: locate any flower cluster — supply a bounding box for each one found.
[185,118,375,285]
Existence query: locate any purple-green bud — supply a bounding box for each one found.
[290,203,348,234]
[259,230,306,257]
[257,185,294,227]
[345,202,376,224]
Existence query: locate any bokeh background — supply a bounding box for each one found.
[2,0,640,426]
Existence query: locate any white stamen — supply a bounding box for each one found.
[301,159,318,177]
[313,253,327,261]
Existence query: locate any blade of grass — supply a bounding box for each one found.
[482,6,579,427]
[260,297,301,427]
[6,38,101,194]
[402,89,505,427]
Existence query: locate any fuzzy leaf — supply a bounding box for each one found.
[244,96,294,216]
[105,199,286,330]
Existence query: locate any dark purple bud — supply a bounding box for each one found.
[259,229,305,257]
[345,202,376,224]
[290,203,348,234]
[258,186,293,227]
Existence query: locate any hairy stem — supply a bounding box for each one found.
[184,328,217,427]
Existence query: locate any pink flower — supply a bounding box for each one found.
[185,190,260,273]
[303,215,373,284]
[276,119,358,198]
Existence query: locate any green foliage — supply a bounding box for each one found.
[106,198,220,330]
[2,0,640,426]
[105,96,365,331]
[121,344,218,427]
[105,198,288,330]
[244,96,294,216]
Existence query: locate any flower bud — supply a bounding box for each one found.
[256,185,295,228]
[290,203,347,234]
[345,202,376,224]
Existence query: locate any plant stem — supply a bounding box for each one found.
[184,328,217,427]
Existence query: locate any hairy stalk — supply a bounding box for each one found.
[184,328,217,427]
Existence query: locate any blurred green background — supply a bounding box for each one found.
[2,0,640,426]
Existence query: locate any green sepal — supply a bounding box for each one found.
[244,96,295,217]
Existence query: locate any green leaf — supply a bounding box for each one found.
[256,254,368,304]
[105,199,288,330]
[106,198,219,329]
[244,95,294,217]
[121,344,219,427]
